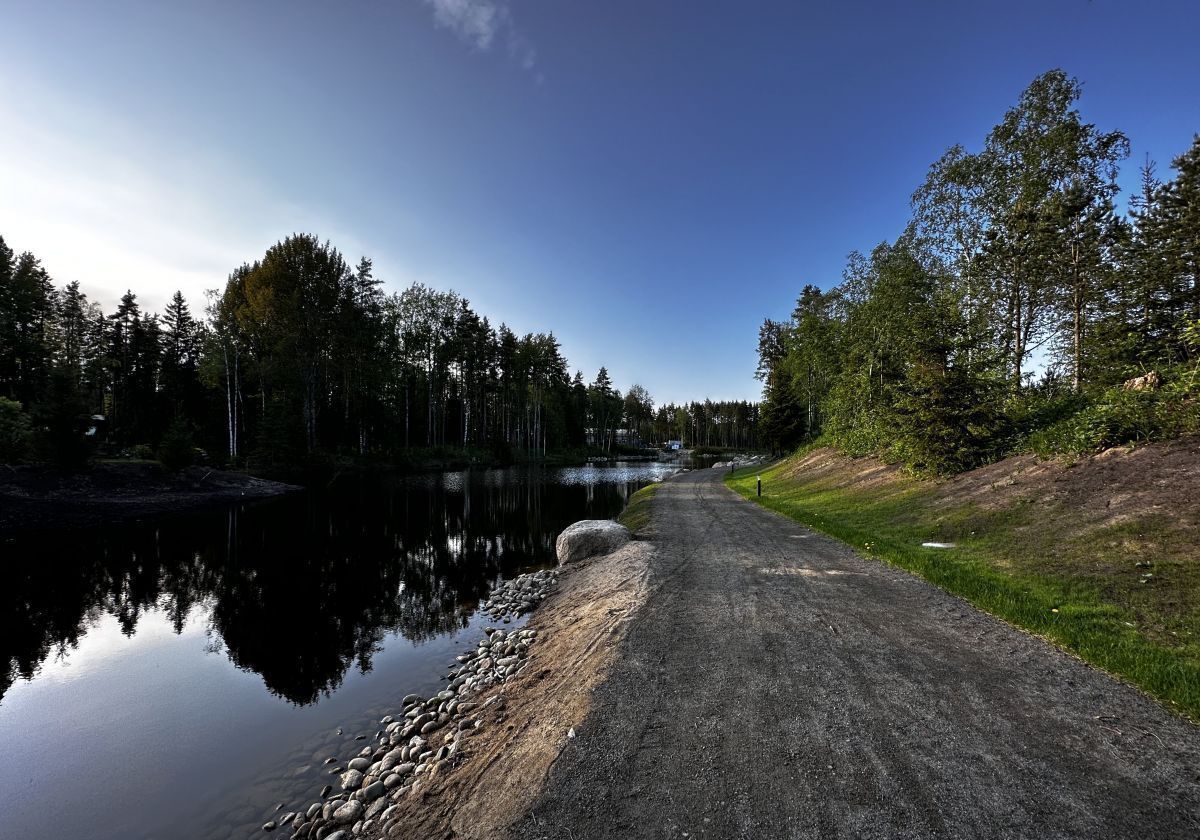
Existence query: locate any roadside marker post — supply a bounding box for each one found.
[757,476,762,497]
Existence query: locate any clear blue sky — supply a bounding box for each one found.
[1,0,1197,404]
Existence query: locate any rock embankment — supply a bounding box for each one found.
[711,453,768,470]
[478,569,559,620]
[273,569,558,839]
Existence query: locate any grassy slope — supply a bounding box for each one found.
[726,449,1200,720]
[618,483,660,536]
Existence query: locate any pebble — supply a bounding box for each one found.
[365,796,389,820]
[332,799,364,824]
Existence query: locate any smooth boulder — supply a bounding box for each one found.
[555,520,631,565]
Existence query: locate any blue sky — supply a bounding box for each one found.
[1,0,1197,404]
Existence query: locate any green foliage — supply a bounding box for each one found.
[32,369,93,468]
[888,365,1011,474]
[0,397,32,463]
[157,418,196,472]
[1025,377,1200,457]
[755,74,1200,474]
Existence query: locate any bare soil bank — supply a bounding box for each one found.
[770,439,1200,649]
[371,540,652,840]
[0,462,299,534]
[776,439,1200,552]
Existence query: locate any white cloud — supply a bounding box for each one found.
[421,0,536,70]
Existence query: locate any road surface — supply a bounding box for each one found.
[515,468,1200,839]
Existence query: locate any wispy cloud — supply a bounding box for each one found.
[421,0,536,71]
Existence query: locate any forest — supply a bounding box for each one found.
[757,70,1200,474]
[0,233,759,470]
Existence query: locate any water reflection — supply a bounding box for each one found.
[1,463,671,708]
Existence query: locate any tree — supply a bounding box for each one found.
[0,248,57,405]
[588,367,617,451]
[978,69,1126,389]
[160,291,203,420]
[1160,135,1200,331]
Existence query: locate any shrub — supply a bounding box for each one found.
[1024,377,1200,458]
[158,419,196,472]
[0,397,32,463]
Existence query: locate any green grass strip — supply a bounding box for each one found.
[619,482,660,536]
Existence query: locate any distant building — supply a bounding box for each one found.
[666,439,682,450]
[586,428,646,447]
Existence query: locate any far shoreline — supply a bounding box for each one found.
[0,453,684,537]
[0,462,303,537]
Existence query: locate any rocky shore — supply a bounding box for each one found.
[271,569,562,840]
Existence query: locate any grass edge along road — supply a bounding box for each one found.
[618,483,660,536]
[726,457,1200,722]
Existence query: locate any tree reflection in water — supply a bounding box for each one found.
[1,467,643,706]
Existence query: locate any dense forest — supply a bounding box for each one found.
[757,70,1200,474]
[0,233,759,469]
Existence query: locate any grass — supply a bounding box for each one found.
[618,483,661,536]
[725,458,1200,721]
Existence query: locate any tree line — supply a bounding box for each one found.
[757,69,1200,474]
[1,232,760,467]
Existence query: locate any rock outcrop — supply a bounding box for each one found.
[1123,371,1162,391]
[555,520,631,565]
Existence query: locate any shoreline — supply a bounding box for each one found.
[0,454,678,537]
[375,539,653,840]
[256,528,653,840]
[0,463,302,536]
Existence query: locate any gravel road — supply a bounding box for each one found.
[514,468,1200,840]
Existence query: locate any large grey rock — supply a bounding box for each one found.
[338,768,364,791]
[555,520,631,565]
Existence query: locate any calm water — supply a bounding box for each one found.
[0,461,678,840]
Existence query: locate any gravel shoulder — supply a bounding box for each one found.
[513,468,1200,840]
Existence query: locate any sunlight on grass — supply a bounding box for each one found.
[618,483,660,536]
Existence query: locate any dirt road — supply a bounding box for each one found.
[514,468,1200,840]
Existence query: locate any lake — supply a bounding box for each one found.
[0,461,679,840]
